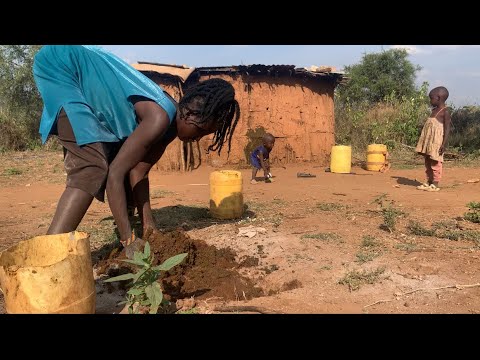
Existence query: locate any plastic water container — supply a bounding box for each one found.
[366,144,388,171]
[330,145,352,174]
[209,170,244,219]
[0,231,95,314]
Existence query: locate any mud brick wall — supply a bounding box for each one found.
[149,73,336,171]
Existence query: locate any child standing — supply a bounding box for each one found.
[415,86,452,192]
[250,133,275,184]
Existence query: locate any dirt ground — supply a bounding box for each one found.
[1,150,480,314]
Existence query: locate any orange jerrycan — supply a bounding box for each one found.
[366,144,389,172]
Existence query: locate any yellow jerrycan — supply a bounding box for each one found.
[210,170,244,219]
[366,144,389,172]
[330,145,352,174]
[0,231,95,314]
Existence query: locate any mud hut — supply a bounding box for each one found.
[132,62,346,171]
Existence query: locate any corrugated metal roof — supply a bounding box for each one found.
[131,62,195,82]
[132,62,347,85]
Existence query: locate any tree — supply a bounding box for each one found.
[0,45,43,150]
[337,48,421,104]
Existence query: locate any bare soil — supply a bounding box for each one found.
[1,150,480,314]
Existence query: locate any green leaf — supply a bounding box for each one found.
[143,241,150,258]
[132,268,148,283]
[121,258,147,266]
[152,282,163,306]
[134,251,148,265]
[127,288,144,296]
[103,273,135,282]
[145,283,163,308]
[153,253,188,272]
[149,304,159,314]
[144,284,154,304]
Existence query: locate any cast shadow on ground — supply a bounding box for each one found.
[391,176,422,187]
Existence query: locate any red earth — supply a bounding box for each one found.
[1,150,480,314]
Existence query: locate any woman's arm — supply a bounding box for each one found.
[106,100,170,244]
[128,124,178,235]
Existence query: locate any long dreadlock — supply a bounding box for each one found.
[178,78,240,157]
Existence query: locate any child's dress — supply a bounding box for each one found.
[415,107,446,162]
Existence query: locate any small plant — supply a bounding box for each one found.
[355,235,384,264]
[360,235,379,248]
[395,242,418,253]
[371,193,405,232]
[316,202,344,211]
[301,232,342,242]
[150,189,173,199]
[464,202,480,223]
[372,193,388,206]
[338,267,386,291]
[3,167,22,175]
[104,242,187,314]
[381,205,404,232]
[407,221,435,236]
[432,220,458,230]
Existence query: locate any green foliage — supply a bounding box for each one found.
[335,82,430,150]
[464,201,480,223]
[407,221,436,237]
[338,267,386,291]
[337,48,420,105]
[104,242,188,314]
[0,45,43,151]
[3,167,22,175]
[372,194,405,232]
[448,106,480,153]
[316,202,344,211]
[355,235,384,264]
[301,232,342,241]
[335,48,430,153]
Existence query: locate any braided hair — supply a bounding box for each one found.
[179,78,240,156]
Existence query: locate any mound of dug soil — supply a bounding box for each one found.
[96,230,264,302]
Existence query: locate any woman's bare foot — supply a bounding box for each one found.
[250,179,258,184]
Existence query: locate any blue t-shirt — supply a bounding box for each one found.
[33,45,177,146]
[251,145,269,160]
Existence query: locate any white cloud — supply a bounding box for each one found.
[390,45,430,54]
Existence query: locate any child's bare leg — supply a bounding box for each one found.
[251,168,258,180]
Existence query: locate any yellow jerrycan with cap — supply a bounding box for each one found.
[209,170,244,219]
[366,144,388,171]
[330,145,352,174]
[0,231,95,314]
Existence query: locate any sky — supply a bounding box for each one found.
[101,45,480,107]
